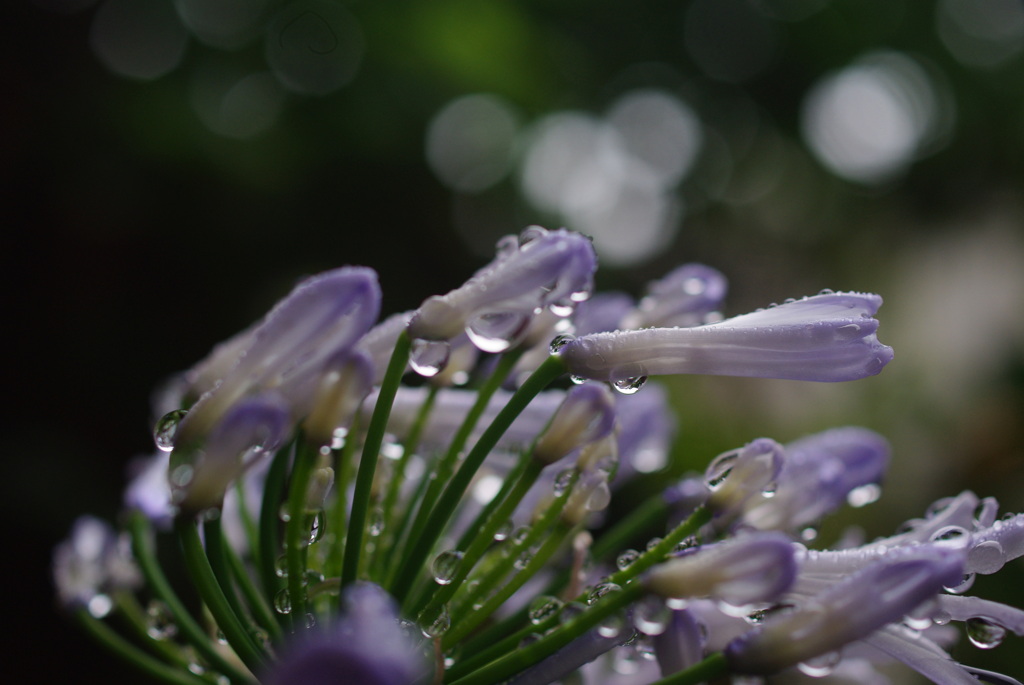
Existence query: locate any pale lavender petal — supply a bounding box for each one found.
[624,263,728,329]
[507,627,628,685]
[705,438,785,517]
[560,292,893,383]
[124,452,173,528]
[572,292,635,336]
[534,384,617,464]
[861,626,988,685]
[935,595,1024,635]
[612,384,676,477]
[968,512,1024,574]
[654,609,705,676]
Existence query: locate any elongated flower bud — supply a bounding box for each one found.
[533,384,616,464]
[303,350,375,447]
[725,546,965,674]
[704,438,784,517]
[408,226,597,351]
[558,291,893,383]
[645,533,797,607]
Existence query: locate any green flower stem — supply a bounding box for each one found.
[370,385,438,580]
[445,520,572,648]
[112,592,204,673]
[258,442,292,613]
[234,478,260,566]
[409,457,546,618]
[447,467,579,623]
[323,423,360,581]
[175,516,267,675]
[128,512,254,684]
[590,493,668,562]
[400,350,524,558]
[452,452,532,554]
[392,355,567,605]
[224,540,282,642]
[284,439,318,630]
[447,581,646,685]
[381,458,436,589]
[73,608,213,685]
[203,518,252,631]
[447,506,711,680]
[342,330,412,589]
[649,653,729,685]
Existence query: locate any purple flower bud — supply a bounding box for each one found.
[624,263,728,329]
[356,311,413,385]
[967,511,1024,575]
[645,532,797,607]
[741,427,890,531]
[302,349,375,447]
[172,394,291,514]
[408,227,597,351]
[534,384,617,464]
[654,609,705,676]
[612,384,676,476]
[572,292,635,336]
[558,291,893,383]
[704,438,785,517]
[263,583,426,685]
[725,546,965,674]
[124,452,174,528]
[177,267,380,447]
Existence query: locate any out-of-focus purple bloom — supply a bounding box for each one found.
[654,609,705,676]
[622,263,727,329]
[408,227,597,352]
[176,267,381,447]
[645,532,797,607]
[571,292,635,336]
[725,545,965,674]
[172,394,291,513]
[862,625,1021,685]
[303,349,375,447]
[53,516,140,614]
[263,583,426,685]
[612,384,676,476]
[124,452,174,528]
[534,384,616,464]
[741,427,890,532]
[558,291,893,383]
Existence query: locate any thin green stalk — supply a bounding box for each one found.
[112,592,206,673]
[284,440,318,630]
[342,331,412,588]
[175,516,267,674]
[400,350,524,557]
[446,582,645,685]
[409,458,545,618]
[391,355,567,604]
[381,457,437,590]
[74,608,212,685]
[323,420,360,581]
[604,506,711,588]
[649,653,729,685]
[224,533,282,642]
[128,512,254,684]
[203,518,251,630]
[258,442,292,614]
[234,478,260,566]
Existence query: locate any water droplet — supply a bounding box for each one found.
[368,507,385,537]
[274,589,292,614]
[528,595,564,624]
[967,617,1006,649]
[420,605,450,638]
[586,480,611,512]
[496,234,519,256]
[817,288,835,296]
[587,582,621,606]
[169,464,194,488]
[944,572,976,595]
[645,537,663,552]
[548,299,576,317]
[926,497,955,518]
[304,613,317,629]
[274,554,289,578]
[665,596,689,610]
[559,601,586,624]
[410,338,451,377]
[847,483,881,508]
[931,526,970,547]
[597,611,624,638]
[968,540,1006,575]
[432,550,464,586]
[493,520,513,541]
[519,632,542,648]
[796,650,841,677]
[519,225,547,244]
[513,551,534,570]
[569,375,587,385]
[616,549,640,571]
[278,503,292,523]
[704,449,739,490]
[303,570,325,588]
[250,628,270,650]
[466,312,531,353]
[553,468,576,496]
[511,526,530,545]
[549,334,576,354]
[307,510,325,545]
[153,409,188,451]
[611,376,647,395]
[634,596,669,636]
[145,600,177,640]
[800,527,819,542]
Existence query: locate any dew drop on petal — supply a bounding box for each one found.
[966,617,1006,649]
[968,540,1006,575]
[549,334,576,354]
[154,409,188,451]
[432,550,464,586]
[410,338,451,377]
[611,376,648,395]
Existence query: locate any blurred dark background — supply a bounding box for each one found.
[5,0,1024,681]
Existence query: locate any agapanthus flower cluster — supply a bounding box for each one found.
[54,226,1023,685]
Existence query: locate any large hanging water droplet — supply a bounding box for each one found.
[549,334,576,354]
[153,409,188,451]
[569,375,587,385]
[145,600,177,640]
[432,550,464,586]
[633,596,669,636]
[968,540,1006,575]
[410,338,451,377]
[586,480,612,512]
[967,617,1006,649]
[274,589,292,614]
[420,605,451,638]
[611,376,647,395]
[597,611,624,638]
[466,312,531,353]
[587,581,621,606]
[528,595,564,625]
[944,572,976,595]
[616,549,640,571]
